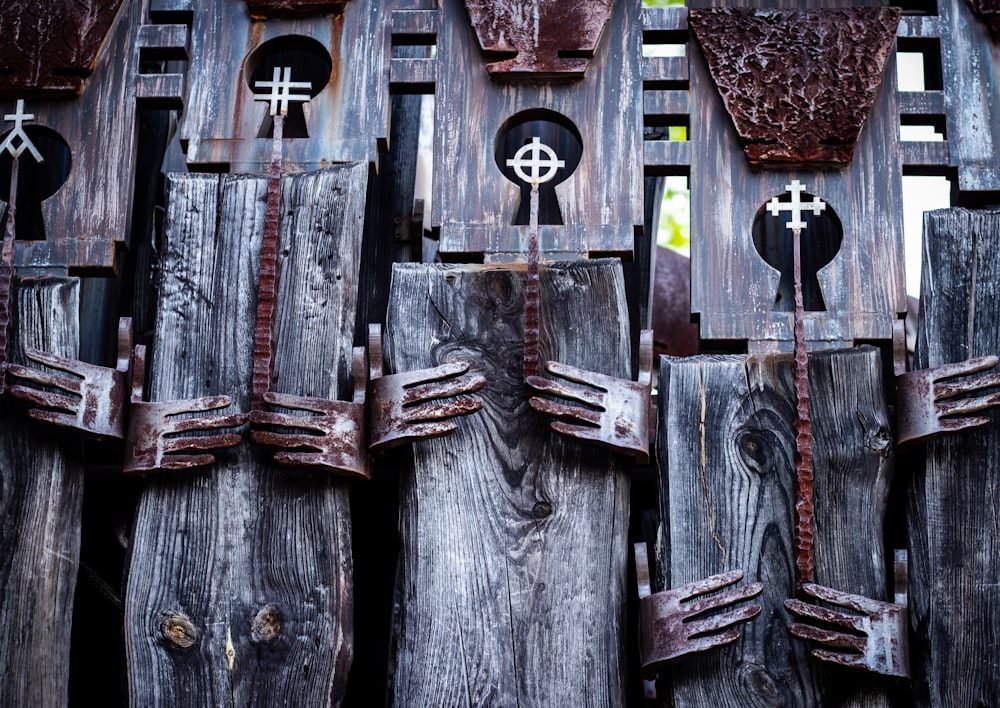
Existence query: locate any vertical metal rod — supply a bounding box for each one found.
[792,226,815,587]
[252,113,284,409]
[523,183,541,380]
[0,155,19,392]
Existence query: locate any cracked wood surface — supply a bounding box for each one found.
[908,208,1000,707]
[124,166,366,706]
[653,348,894,707]
[0,277,82,707]
[386,260,630,706]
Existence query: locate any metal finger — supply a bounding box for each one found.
[402,420,460,440]
[159,453,216,470]
[405,397,482,423]
[28,409,77,428]
[397,361,472,388]
[800,583,889,615]
[784,598,867,632]
[685,603,762,636]
[7,364,83,394]
[166,395,234,416]
[810,649,868,669]
[787,623,866,653]
[274,450,367,478]
[250,410,330,434]
[676,569,746,600]
[23,348,90,378]
[261,391,340,416]
[163,433,242,453]
[250,430,324,450]
[683,630,741,655]
[938,415,991,432]
[682,581,764,616]
[931,355,1000,382]
[936,371,1000,399]
[937,390,1000,418]
[525,375,606,408]
[7,385,78,412]
[541,361,614,392]
[528,396,603,426]
[403,375,487,405]
[162,413,247,434]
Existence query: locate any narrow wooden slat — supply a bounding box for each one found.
[642,56,689,86]
[644,89,690,120]
[0,277,82,707]
[135,73,185,109]
[389,58,437,94]
[899,91,945,116]
[901,140,950,168]
[897,16,942,39]
[655,348,894,707]
[387,260,631,706]
[391,9,439,42]
[642,6,688,34]
[910,208,1000,708]
[644,140,691,175]
[137,24,189,60]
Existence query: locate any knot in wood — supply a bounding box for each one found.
[159,612,199,649]
[532,501,553,518]
[251,604,282,643]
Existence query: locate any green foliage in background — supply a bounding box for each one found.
[642,0,685,6]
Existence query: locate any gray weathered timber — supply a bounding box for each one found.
[125,165,366,705]
[386,260,630,706]
[655,347,895,706]
[909,208,1000,707]
[0,277,82,707]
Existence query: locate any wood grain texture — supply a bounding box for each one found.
[125,165,367,706]
[908,208,1000,707]
[386,260,630,706]
[0,276,82,707]
[433,0,642,259]
[655,347,895,707]
[687,0,905,348]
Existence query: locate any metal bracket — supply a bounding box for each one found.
[250,346,371,479]
[123,344,246,475]
[7,317,133,440]
[785,550,910,679]
[526,329,654,463]
[635,542,763,677]
[367,323,486,454]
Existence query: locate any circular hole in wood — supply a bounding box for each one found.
[0,126,72,241]
[245,35,333,139]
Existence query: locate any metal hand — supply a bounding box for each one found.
[895,356,1000,449]
[368,323,486,453]
[785,550,909,679]
[635,543,763,677]
[250,347,370,479]
[526,329,653,462]
[124,344,246,475]
[7,317,133,439]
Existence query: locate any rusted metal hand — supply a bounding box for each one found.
[7,316,132,439]
[124,344,246,475]
[367,323,486,454]
[785,550,909,679]
[250,346,370,479]
[526,329,653,463]
[635,542,763,677]
[895,356,1000,450]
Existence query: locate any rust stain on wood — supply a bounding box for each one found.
[462,0,613,77]
[689,8,901,167]
[0,0,125,94]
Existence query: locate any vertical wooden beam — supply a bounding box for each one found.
[125,165,367,705]
[0,276,82,707]
[909,208,1000,706]
[386,259,631,706]
[655,347,895,706]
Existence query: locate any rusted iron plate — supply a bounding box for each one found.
[0,0,125,94]
[689,8,901,166]
[367,323,486,454]
[462,0,613,77]
[124,345,246,475]
[785,550,909,679]
[895,356,1000,449]
[7,316,132,439]
[635,542,763,678]
[969,0,1000,36]
[244,0,347,18]
[250,346,370,479]
[526,330,654,463]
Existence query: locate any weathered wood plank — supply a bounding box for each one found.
[125,165,367,705]
[0,276,82,707]
[387,260,630,706]
[909,208,1000,707]
[655,347,895,706]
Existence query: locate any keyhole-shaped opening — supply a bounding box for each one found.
[0,126,72,241]
[495,110,582,226]
[245,36,332,139]
[752,193,843,312]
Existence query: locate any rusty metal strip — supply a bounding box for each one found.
[792,225,815,587]
[251,113,285,409]
[0,155,19,393]
[524,183,541,380]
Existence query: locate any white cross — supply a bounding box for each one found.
[506,137,564,186]
[766,179,826,232]
[253,67,312,117]
[0,100,43,162]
